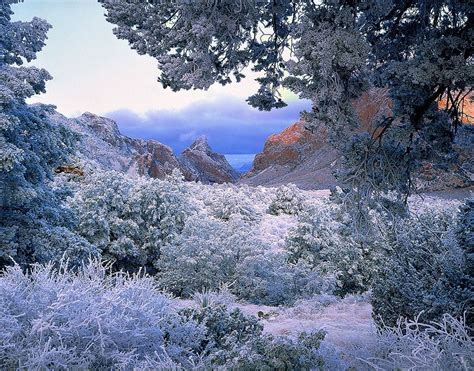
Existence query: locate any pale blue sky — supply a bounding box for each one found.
[12,0,309,154]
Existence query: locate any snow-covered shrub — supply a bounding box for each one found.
[234,251,334,306]
[156,215,263,297]
[178,304,326,369]
[357,314,473,370]
[286,204,379,296]
[268,184,304,216]
[28,226,98,266]
[178,304,263,361]
[203,185,260,222]
[227,331,326,370]
[0,260,329,369]
[0,260,205,369]
[371,204,472,327]
[70,171,188,270]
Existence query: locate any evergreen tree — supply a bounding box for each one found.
[0,0,94,268]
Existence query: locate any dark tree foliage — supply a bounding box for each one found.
[0,0,95,268]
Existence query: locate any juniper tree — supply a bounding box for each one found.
[99,0,473,220]
[0,0,94,267]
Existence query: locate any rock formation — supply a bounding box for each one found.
[242,89,473,191]
[178,136,239,184]
[241,121,339,189]
[49,111,238,184]
[241,89,390,189]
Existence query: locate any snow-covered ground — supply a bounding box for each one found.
[237,298,376,350]
[174,294,376,363]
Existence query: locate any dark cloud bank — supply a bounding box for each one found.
[106,97,311,155]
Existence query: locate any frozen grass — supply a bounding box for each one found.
[174,293,377,354]
[356,313,473,370]
[235,295,377,352]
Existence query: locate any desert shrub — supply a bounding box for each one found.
[357,314,473,370]
[70,171,188,271]
[0,260,205,369]
[179,304,326,370]
[268,184,304,216]
[28,225,99,266]
[178,304,263,359]
[371,204,472,327]
[228,331,326,370]
[157,213,332,305]
[286,204,380,296]
[203,185,260,221]
[234,251,334,306]
[156,215,263,297]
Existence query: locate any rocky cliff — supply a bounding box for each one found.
[178,136,239,184]
[240,122,339,189]
[241,89,390,189]
[49,111,238,184]
[241,89,473,191]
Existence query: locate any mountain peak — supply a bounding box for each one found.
[189,135,211,152]
[179,135,239,184]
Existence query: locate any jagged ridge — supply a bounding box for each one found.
[48,110,238,184]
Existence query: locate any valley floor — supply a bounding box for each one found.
[237,299,375,351]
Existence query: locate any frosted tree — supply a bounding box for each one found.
[0,1,94,268]
[99,0,473,216]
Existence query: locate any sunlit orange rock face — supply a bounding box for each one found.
[463,101,474,124]
[250,122,328,173]
[249,88,391,176]
[243,89,392,189]
[242,89,472,190]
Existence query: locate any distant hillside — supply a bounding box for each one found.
[48,110,238,184]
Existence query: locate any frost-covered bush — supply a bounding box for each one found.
[0,260,329,369]
[286,204,379,296]
[371,204,472,327]
[178,304,326,369]
[157,211,331,305]
[178,304,263,362]
[228,331,326,370]
[0,260,206,369]
[268,184,304,216]
[357,314,473,370]
[70,171,188,270]
[234,251,334,306]
[202,185,260,221]
[157,215,263,297]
